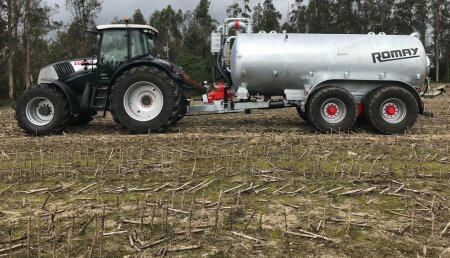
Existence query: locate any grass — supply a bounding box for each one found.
[0,99,15,108]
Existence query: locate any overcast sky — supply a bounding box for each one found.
[47,0,293,25]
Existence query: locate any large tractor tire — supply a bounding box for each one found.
[167,86,186,126]
[16,84,71,136]
[69,111,97,126]
[110,66,179,133]
[169,96,188,126]
[306,87,357,133]
[363,86,418,134]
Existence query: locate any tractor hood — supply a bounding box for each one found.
[38,58,97,84]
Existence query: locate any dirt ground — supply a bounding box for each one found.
[0,91,449,257]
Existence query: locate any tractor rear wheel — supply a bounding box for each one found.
[167,87,185,126]
[363,86,418,134]
[110,66,177,133]
[169,96,188,126]
[306,87,357,133]
[15,84,71,136]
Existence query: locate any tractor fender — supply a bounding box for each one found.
[111,59,180,85]
[41,78,80,115]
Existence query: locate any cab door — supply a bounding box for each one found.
[98,30,129,81]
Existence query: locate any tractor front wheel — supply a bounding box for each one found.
[110,66,177,133]
[15,84,71,136]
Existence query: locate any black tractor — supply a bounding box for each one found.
[16,23,198,135]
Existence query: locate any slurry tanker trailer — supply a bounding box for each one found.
[16,18,432,135]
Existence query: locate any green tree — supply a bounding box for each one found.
[415,0,427,44]
[181,0,215,81]
[391,0,427,35]
[356,0,395,34]
[430,0,450,82]
[226,2,241,18]
[331,0,360,33]
[61,0,103,57]
[5,0,21,99]
[149,5,184,62]
[288,0,308,33]
[304,0,333,33]
[252,0,282,32]
[132,9,146,24]
[111,16,125,24]
[0,2,8,98]
[226,0,251,18]
[252,3,263,31]
[0,3,6,49]
[241,0,251,18]
[23,0,60,88]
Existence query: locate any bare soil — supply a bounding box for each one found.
[0,92,449,257]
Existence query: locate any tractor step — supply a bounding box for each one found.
[91,86,109,110]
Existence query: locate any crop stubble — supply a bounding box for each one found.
[0,94,449,257]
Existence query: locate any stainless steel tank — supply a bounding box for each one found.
[230,33,429,95]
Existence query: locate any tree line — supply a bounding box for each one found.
[0,0,449,100]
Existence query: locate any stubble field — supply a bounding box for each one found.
[0,92,449,257]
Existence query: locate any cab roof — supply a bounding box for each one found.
[96,24,159,34]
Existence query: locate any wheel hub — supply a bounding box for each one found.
[140,95,153,107]
[384,105,397,116]
[380,98,406,124]
[321,99,346,124]
[38,105,52,116]
[326,105,338,116]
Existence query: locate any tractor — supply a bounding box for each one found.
[16,23,196,135]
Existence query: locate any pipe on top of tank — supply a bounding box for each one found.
[223,18,253,36]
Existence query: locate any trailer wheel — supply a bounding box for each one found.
[306,87,357,133]
[364,86,418,134]
[110,66,176,133]
[15,84,71,136]
[296,107,308,122]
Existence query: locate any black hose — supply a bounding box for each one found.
[420,77,430,97]
[211,54,232,86]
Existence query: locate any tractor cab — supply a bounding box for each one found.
[95,24,159,81]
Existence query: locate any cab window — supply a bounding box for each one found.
[100,30,128,79]
[130,30,147,58]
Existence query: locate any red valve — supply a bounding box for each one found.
[207,82,233,103]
